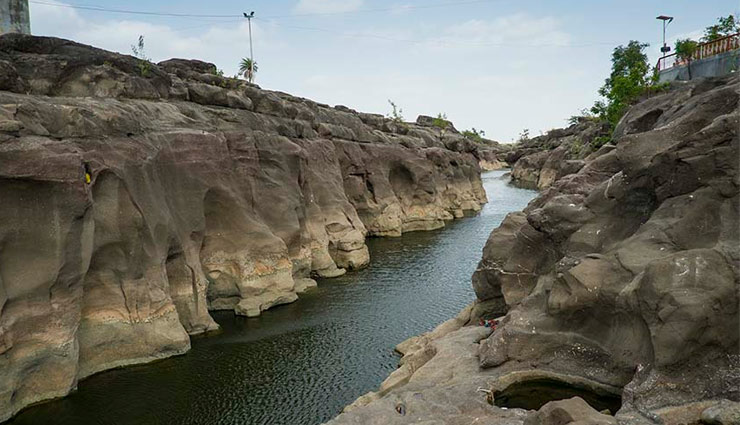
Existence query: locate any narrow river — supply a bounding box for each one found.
[10,170,537,425]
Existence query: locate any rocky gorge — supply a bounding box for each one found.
[0,34,494,422]
[0,32,737,425]
[329,75,739,424]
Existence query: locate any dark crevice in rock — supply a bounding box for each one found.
[492,378,622,414]
[627,109,664,134]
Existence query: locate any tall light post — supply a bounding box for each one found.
[656,15,674,56]
[243,11,255,83]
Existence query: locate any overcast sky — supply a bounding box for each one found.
[28,0,738,142]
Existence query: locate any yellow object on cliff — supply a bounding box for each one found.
[85,172,91,184]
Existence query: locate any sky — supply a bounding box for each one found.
[27,0,739,142]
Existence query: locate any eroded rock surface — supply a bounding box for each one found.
[508,119,611,189]
[327,305,530,425]
[474,74,738,422]
[331,75,739,424]
[0,34,488,421]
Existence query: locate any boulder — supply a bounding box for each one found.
[701,400,740,425]
[524,397,617,425]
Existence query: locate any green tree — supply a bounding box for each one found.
[675,39,699,80]
[239,57,258,82]
[590,40,651,127]
[702,15,739,42]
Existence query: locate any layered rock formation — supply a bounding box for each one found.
[413,114,511,172]
[508,119,611,189]
[0,34,488,422]
[331,75,739,424]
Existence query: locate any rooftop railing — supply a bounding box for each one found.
[657,32,740,72]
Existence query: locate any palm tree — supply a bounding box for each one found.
[239,58,258,83]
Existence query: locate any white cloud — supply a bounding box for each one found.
[29,0,85,37]
[28,1,285,78]
[425,14,571,51]
[294,0,363,14]
[26,2,592,141]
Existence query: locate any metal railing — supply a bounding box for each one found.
[657,32,740,71]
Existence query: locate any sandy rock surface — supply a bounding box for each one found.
[0,34,490,422]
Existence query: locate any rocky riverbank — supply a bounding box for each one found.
[506,119,611,190]
[329,75,739,424]
[0,34,491,422]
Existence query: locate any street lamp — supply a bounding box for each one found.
[656,15,674,55]
[243,11,255,83]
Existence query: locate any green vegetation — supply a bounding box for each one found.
[565,16,737,151]
[590,41,652,127]
[130,35,152,77]
[210,68,229,87]
[239,58,258,82]
[432,113,449,129]
[432,113,450,137]
[702,15,739,42]
[675,39,699,80]
[462,127,486,142]
[387,100,405,123]
[566,109,599,126]
[518,128,530,142]
[569,138,585,157]
[592,135,612,149]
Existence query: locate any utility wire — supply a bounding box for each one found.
[30,0,498,20]
[30,0,621,48]
[28,0,242,18]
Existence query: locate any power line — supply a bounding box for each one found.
[29,0,498,20]
[29,0,622,48]
[28,0,241,18]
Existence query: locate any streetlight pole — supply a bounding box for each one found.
[243,11,255,83]
[656,15,674,72]
[656,15,674,56]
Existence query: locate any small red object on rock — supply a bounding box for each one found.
[479,319,498,330]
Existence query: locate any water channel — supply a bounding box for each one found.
[10,170,537,425]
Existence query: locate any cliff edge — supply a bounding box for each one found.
[0,34,488,421]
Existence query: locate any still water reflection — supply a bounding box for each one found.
[10,170,536,425]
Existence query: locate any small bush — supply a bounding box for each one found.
[130,35,152,77]
[591,135,612,149]
[462,127,486,142]
[387,100,405,123]
[570,138,585,157]
[432,113,449,130]
[518,128,530,143]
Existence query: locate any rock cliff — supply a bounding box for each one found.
[330,75,739,424]
[0,34,488,422]
[507,119,611,189]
